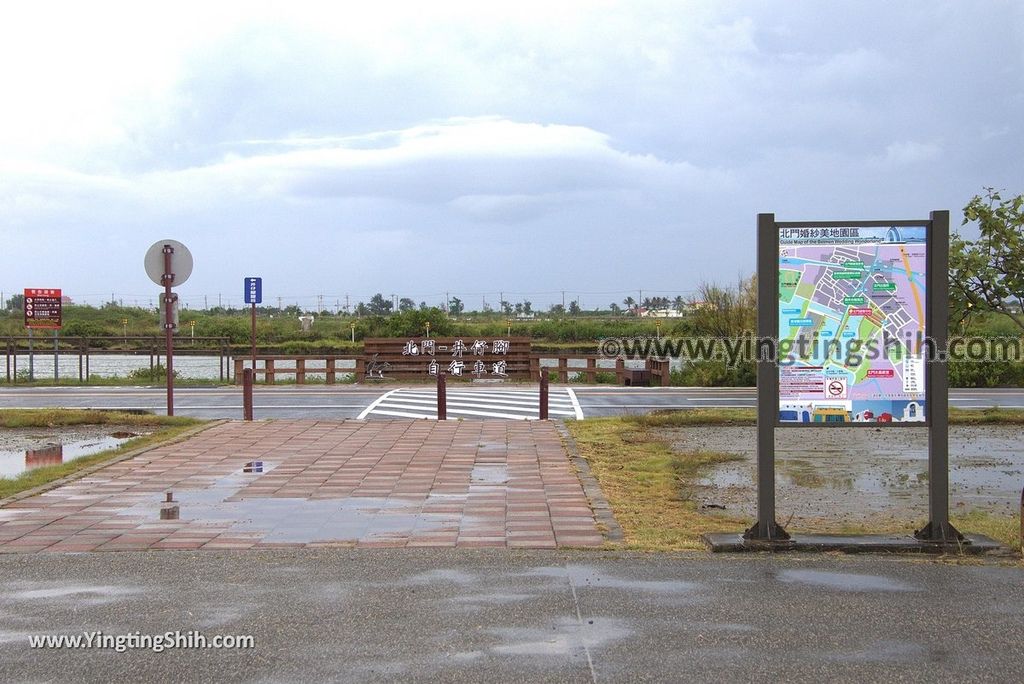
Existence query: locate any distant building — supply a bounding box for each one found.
[640,308,684,318]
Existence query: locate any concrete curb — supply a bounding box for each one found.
[556,420,625,543]
[0,420,227,509]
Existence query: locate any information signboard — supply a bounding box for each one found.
[244,277,262,305]
[778,225,927,425]
[23,288,62,329]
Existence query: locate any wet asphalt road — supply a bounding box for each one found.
[0,386,1022,419]
[0,549,1021,683]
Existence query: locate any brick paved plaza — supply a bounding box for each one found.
[0,420,606,552]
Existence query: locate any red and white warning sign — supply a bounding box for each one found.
[24,288,62,330]
[825,377,848,399]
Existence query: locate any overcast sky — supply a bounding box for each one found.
[2,1,1021,311]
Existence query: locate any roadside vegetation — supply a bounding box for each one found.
[611,407,1024,427]
[567,416,749,550]
[568,411,1023,554]
[0,410,203,499]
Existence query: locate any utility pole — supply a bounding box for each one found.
[345,294,350,314]
[562,290,565,309]
[277,296,282,310]
[204,295,208,309]
[445,291,449,314]
[218,293,222,308]
[318,294,323,313]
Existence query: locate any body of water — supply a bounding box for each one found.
[4,354,360,381]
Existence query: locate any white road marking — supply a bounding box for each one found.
[362,387,579,420]
[565,388,584,420]
[357,389,401,419]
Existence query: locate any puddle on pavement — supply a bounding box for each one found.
[3,583,143,606]
[0,433,140,479]
[776,569,918,592]
[827,640,932,663]
[524,565,702,595]
[118,461,460,544]
[488,616,633,657]
[674,425,1024,522]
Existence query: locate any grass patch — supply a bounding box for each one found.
[0,409,198,429]
[567,417,747,550]
[952,509,1021,550]
[949,407,1024,425]
[625,409,757,427]
[616,406,1024,427]
[0,410,204,500]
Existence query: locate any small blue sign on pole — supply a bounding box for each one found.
[244,277,262,305]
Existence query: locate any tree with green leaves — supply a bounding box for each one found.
[367,293,393,315]
[952,188,1024,331]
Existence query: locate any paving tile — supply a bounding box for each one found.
[0,419,605,552]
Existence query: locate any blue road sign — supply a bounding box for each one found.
[244,277,262,304]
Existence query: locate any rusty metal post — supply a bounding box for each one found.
[242,368,254,421]
[437,371,447,420]
[539,370,549,419]
[250,301,257,379]
[1020,484,1023,552]
[162,244,175,416]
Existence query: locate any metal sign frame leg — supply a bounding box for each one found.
[744,213,790,542]
[915,210,962,543]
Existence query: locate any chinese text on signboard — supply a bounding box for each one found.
[402,338,513,377]
[23,288,62,330]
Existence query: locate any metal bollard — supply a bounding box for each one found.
[437,371,447,420]
[160,492,179,520]
[242,368,254,421]
[1020,484,1023,552]
[539,370,549,420]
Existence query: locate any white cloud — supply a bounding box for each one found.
[882,140,943,166]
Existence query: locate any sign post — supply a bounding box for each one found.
[244,277,262,381]
[24,288,63,383]
[744,211,959,545]
[145,240,193,416]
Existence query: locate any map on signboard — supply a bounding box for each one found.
[778,225,927,424]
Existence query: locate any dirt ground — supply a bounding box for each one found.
[667,425,1024,528]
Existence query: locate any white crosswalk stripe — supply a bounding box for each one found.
[359,387,583,420]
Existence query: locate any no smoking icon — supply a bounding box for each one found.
[826,378,847,398]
